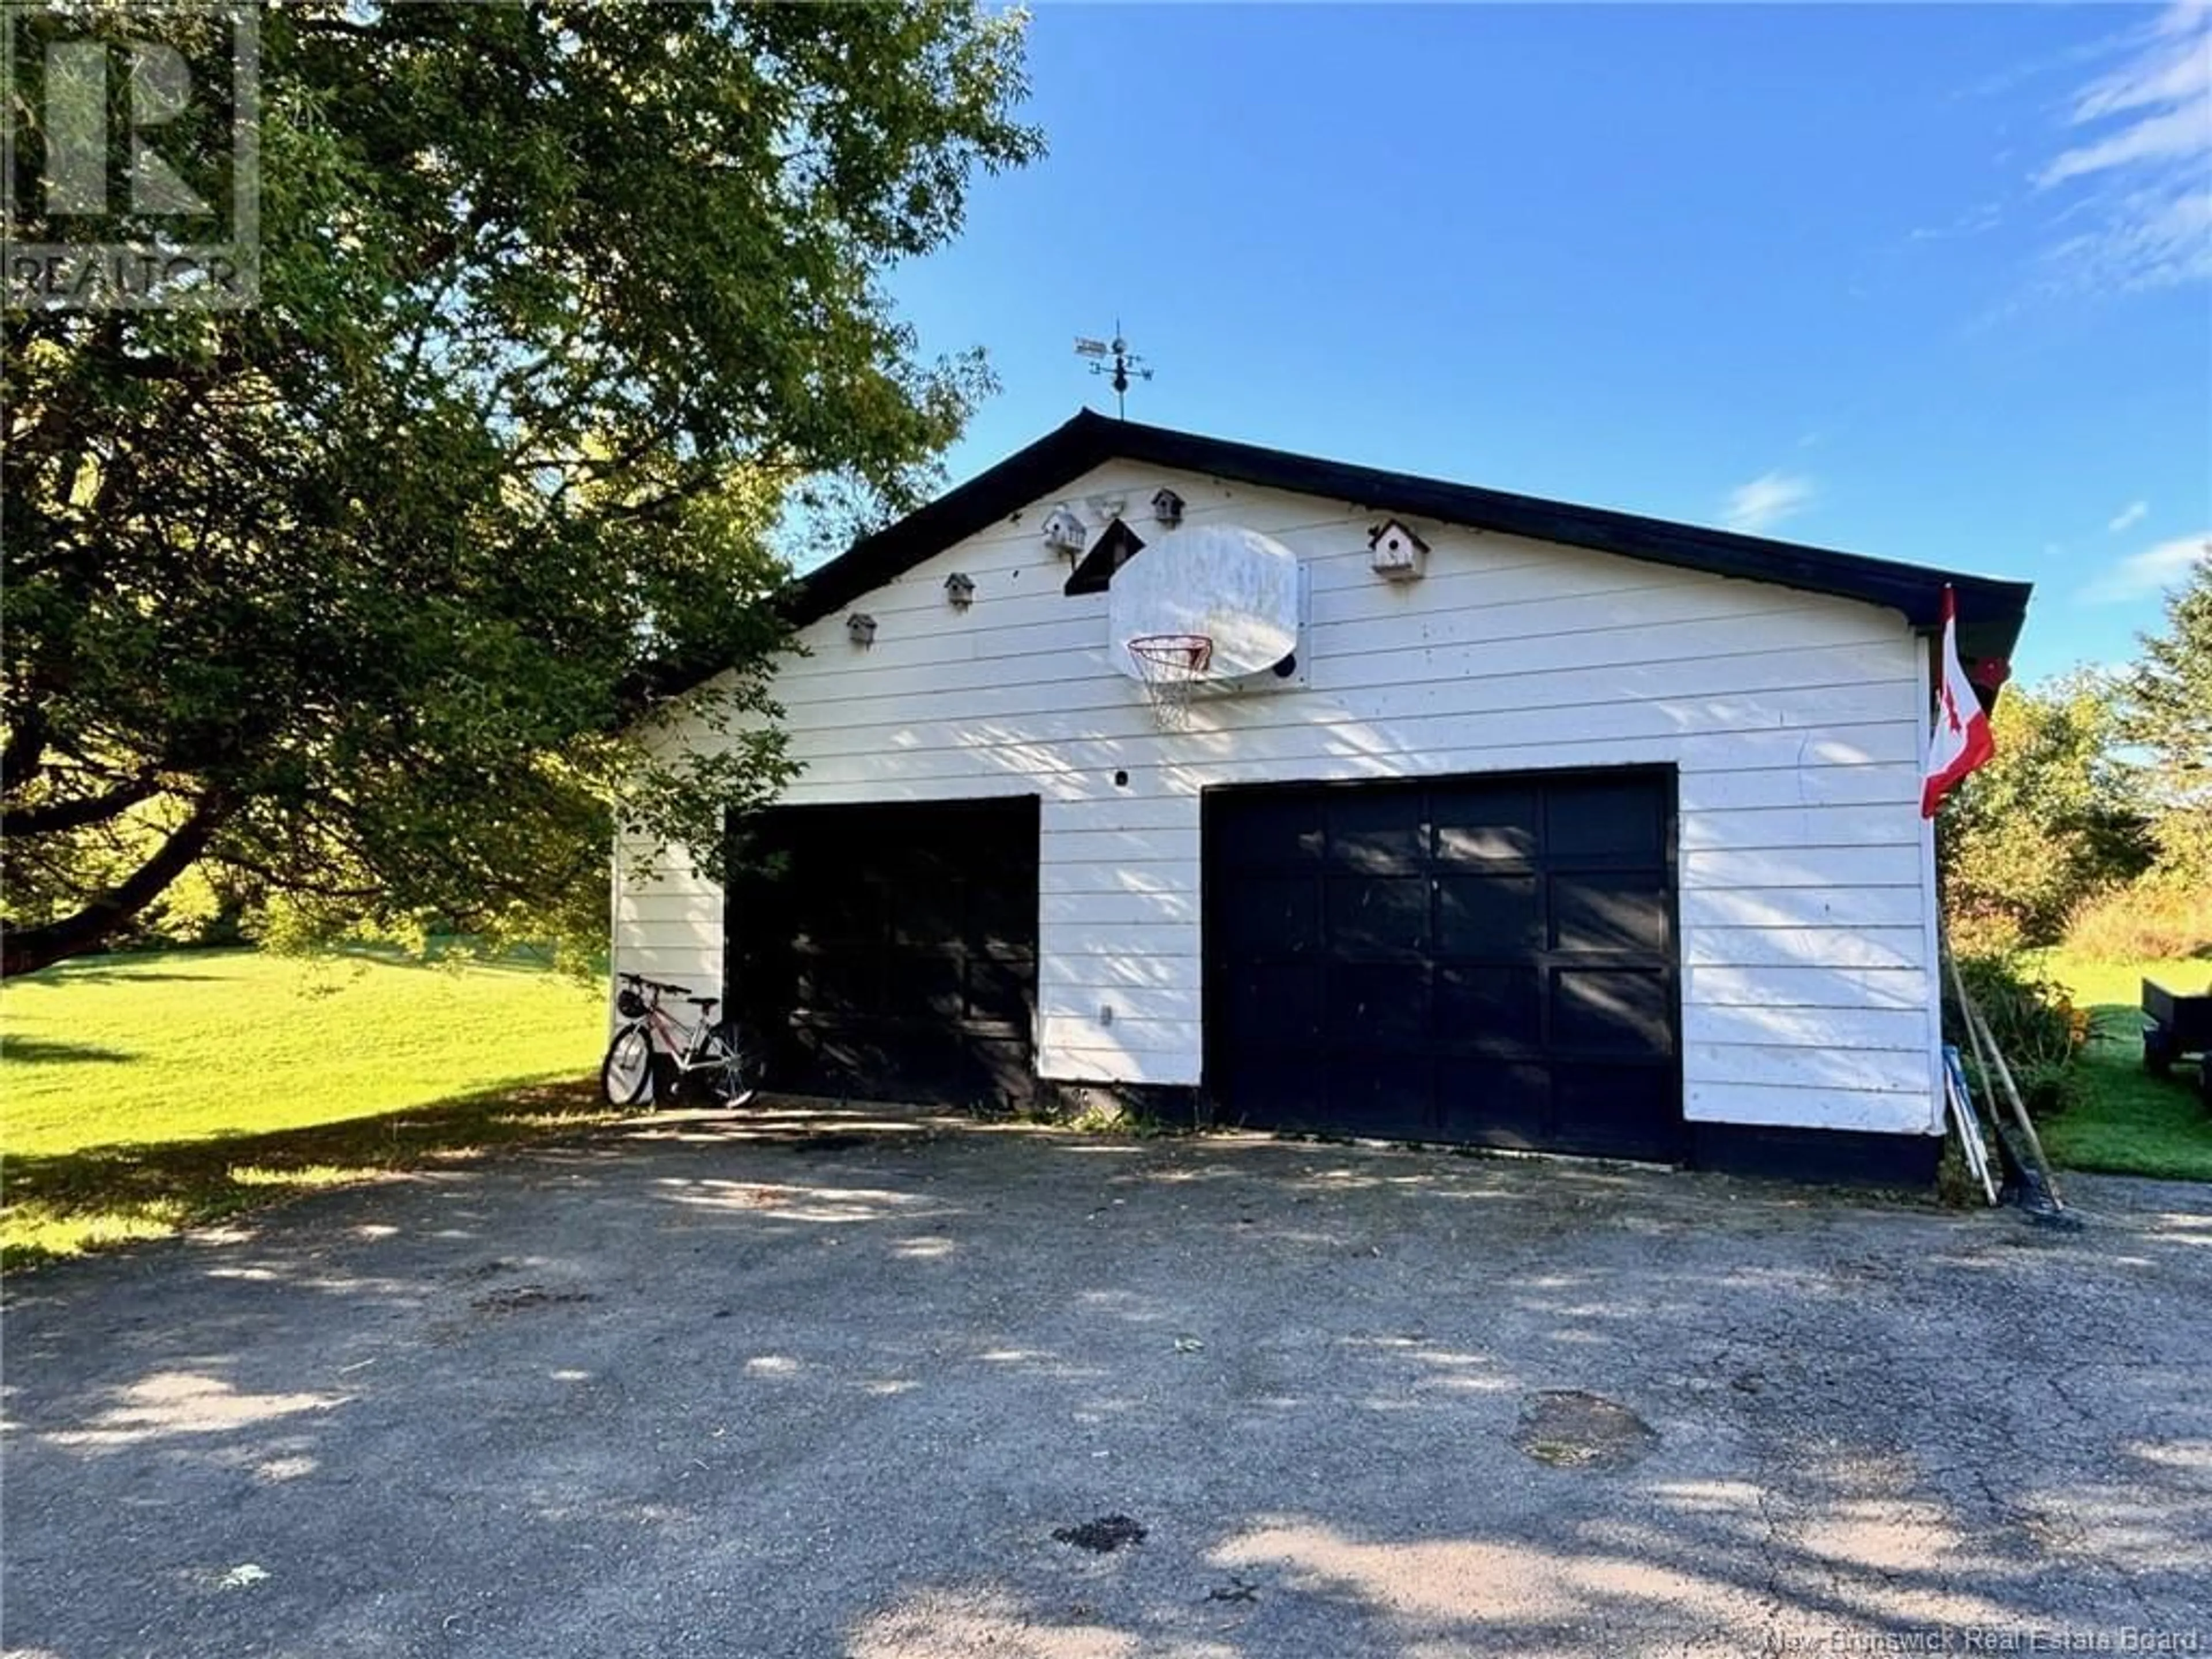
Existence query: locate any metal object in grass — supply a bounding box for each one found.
[2142,978,2212,1108]
[1943,1044,1999,1206]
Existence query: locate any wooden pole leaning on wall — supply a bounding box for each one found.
[1941,934,2066,1212]
[1944,926,2008,1144]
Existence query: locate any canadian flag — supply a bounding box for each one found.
[1922,585,1995,818]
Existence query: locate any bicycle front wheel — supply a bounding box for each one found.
[700,1022,758,1108]
[601,1024,655,1106]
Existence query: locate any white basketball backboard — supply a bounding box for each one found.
[1107,524,1301,683]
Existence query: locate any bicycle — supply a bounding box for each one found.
[601,973,758,1108]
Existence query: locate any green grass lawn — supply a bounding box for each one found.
[2,949,613,1267]
[2040,953,2212,1183]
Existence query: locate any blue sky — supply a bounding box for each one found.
[890,3,2210,684]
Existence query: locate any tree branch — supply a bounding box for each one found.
[0,770,161,836]
[1,792,231,979]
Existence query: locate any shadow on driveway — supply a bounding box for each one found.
[5,1105,2209,1656]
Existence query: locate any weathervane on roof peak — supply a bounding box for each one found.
[1074,321,1153,418]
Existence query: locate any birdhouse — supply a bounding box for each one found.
[846,612,877,648]
[1041,505,1087,556]
[1151,487,1185,528]
[1368,518,1430,582]
[944,572,976,610]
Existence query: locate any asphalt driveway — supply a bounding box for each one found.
[6,1107,2210,1657]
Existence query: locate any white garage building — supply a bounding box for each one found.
[616,412,2031,1184]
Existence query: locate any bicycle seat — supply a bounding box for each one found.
[686,996,719,1012]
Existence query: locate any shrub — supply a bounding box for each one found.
[1947,952,2090,1119]
[2062,880,2212,964]
[1946,908,2029,960]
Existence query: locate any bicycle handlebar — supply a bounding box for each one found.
[617,972,694,998]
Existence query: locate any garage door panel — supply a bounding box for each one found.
[806,876,882,946]
[967,878,1038,939]
[1208,770,1680,1160]
[946,1034,1031,1100]
[1431,784,1541,866]
[1234,798,1325,868]
[1323,1053,1434,1140]
[1229,963,1325,1048]
[1435,1058,1551,1146]
[794,953,880,1018]
[1552,872,1670,953]
[1552,965,1675,1056]
[1434,964,1544,1050]
[887,886,956,947]
[1229,1058,1330,1130]
[1225,876,1320,957]
[797,1026,896,1082]
[1437,874,1544,956]
[1325,961,1429,1044]
[884,952,966,1021]
[1551,1063,1677,1158]
[966,955,1036,1025]
[1546,780,1669,862]
[1327,792,1425,872]
[1326,875,1429,955]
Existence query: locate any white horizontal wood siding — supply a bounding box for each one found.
[619,458,1939,1136]
[611,836,721,999]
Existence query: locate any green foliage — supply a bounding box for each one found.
[1948,952,2090,1118]
[2,2,1041,975]
[2062,882,2212,964]
[1938,673,2152,952]
[2121,554,2212,888]
[2043,559,2212,964]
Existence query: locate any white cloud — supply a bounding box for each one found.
[2069,5,2212,126]
[2108,500,2150,533]
[2042,105,2210,187]
[1908,202,2003,242]
[2035,2,2212,292]
[1720,472,1816,535]
[2082,530,2211,601]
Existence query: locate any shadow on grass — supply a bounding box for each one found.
[16,964,227,986]
[1,1037,137,1065]
[1,1077,623,1271]
[15,940,603,985]
[2041,1003,2212,1183]
[324,941,587,976]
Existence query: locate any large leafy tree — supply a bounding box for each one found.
[1938,672,2152,950]
[2,2,1039,976]
[2121,551,2212,884]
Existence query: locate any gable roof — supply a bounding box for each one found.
[608,409,2036,711]
[781,411,2032,663]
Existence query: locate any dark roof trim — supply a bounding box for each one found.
[777,407,2032,662]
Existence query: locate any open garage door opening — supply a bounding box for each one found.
[1203,769,1683,1161]
[725,797,1040,1107]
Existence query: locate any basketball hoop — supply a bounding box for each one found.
[1126,633,1214,730]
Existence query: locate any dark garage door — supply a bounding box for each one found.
[725,797,1039,1105]
[1204,770,1681,1160]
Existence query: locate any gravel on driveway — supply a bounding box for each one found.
[6,1105,2209,1657]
